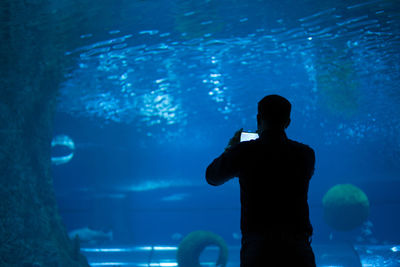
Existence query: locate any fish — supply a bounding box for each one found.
[68,227,113,245]
[161,193,189,202]
[171,232,183,241]
[232,232,241,240]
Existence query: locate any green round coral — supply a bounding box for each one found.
[177,230,228,267]
[323,184,369,231]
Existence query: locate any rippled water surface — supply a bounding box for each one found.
[57,0,400,146]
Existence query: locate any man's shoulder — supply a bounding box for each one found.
[287,139,315,155]
[234,137,314,155]
[239,138,262,148]
[228,138,259,154]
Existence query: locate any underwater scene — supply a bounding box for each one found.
[11,0,399,266]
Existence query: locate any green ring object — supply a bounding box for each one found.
[176,230,228,267]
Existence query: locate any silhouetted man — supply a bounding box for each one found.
[206,95,316,267]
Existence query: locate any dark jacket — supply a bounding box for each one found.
[206,130,315,236]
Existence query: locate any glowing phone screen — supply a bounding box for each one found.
[240,132,259,142]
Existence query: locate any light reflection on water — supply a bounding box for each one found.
[57,0,399,148]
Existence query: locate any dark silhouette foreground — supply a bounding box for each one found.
[206,95,316,267]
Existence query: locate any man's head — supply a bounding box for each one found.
[257,94,291,132]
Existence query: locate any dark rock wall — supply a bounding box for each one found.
[0,1,89,266]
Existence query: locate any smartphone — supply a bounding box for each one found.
[240,131,259,142]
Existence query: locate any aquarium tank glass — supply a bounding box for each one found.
[3,0,400,266]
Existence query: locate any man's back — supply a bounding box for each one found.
[206,95,316,266]
[237,131,314,235]
[206,130,315,236]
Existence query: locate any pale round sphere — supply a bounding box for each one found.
[323,184,369,231]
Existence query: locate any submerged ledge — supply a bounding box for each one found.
[81,243,400,267]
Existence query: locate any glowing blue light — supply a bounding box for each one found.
[137,246,153,251]
[137,264,177,267]
[81,246,178,253]
[82,248,122,252]
[154,246,177,251]
[91,263,129,266]
[81,246,153,253]
[391,246,399,252]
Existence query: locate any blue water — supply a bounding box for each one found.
[51,0,400,266]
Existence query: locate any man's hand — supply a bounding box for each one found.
[225,128,243,151]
